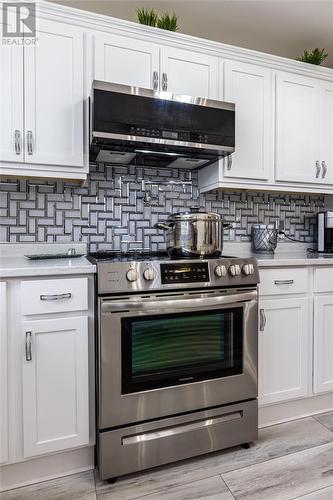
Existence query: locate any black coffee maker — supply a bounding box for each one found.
[318,211,333,253]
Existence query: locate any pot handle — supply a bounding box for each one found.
[154,222,175,231]
[223,223,233,229]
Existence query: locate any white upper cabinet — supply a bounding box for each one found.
[22,316,89,457]
[0,45,24,163]
[24,19,85,168]
[222,61,273,181]
[320,81,333,184]
[160,46,218,98]
[0,18,86,179]
[94,35,218,98]
[275,72,321,184]
[94,33,159,89]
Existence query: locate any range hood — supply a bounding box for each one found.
[90,81,235,169]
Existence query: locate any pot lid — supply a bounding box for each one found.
[169,206,222,221]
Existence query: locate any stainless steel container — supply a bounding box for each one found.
[155,207,226,258]
[251,224,278,253]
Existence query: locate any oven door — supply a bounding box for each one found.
[99,288,258,429]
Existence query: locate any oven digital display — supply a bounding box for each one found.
[160,263,209,284]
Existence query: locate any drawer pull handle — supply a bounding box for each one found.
[274,280,294,285]
[25,331,32,361]
[259,309,266,332]
[40,293,72,301]
[122,410,243,446]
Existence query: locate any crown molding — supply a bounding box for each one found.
[37,0,333,81]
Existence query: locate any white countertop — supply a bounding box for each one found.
[0,243,96,278]
[1,242,333,278]
[223,242,333,267]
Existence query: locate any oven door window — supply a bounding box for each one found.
[121,307,243,394]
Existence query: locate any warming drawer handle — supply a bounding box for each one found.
[40,293,72,301]
[102,290,257,313]
[121,410,243,446]
[274,280,294,285]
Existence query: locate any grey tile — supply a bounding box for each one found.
[315,412,333,433]
[222,442,333,500]
[2,471,96,500]
[295,485,333,499]
[0,164,324,249]
[94,417,333,500]
[97,476,233,500]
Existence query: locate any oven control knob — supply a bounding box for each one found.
[214,264,227,278]
[126,267,139,282]
[242,263,255,276]
[229,264,241,277]
[143,267,156,281]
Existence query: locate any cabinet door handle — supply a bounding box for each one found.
[40,293,72,301]
[322,161,328,179]
[274,279,294,285]
[27,130,33,155]
[315,160,321,178]
[162,72,168,91]
[25,331,32,361]
[14,130,21,155]
[227,155,233,171]
[153,71,159,90]
[259,309,266,332]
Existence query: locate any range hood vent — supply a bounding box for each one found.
[90,81,235,169]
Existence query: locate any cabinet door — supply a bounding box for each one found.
[275,72,321,184]
[160,46,218,98]
[22,316,89,457]
[259,297,310,405]
[24,19,84,167]
[314,295,333,393]
[223,61,273,180]
[320,81,333,184]
[0,282,8,464]
[0,44,24,163]
[94,33,159,89]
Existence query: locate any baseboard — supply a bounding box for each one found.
[259,392,333,428]
[0,446,94,492]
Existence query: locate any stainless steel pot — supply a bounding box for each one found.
[155,207,228,258]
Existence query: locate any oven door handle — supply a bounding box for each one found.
[102,290,257,313]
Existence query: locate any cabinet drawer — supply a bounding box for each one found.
[259,268,308,296]
[21,278,88,315]
[314,268,333,293]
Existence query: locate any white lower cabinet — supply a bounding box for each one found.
[259,296,310,405]
[0,282,8,464]
[314,295,333,394]
[22,316,89,458]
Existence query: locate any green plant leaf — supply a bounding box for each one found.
[157,12,178,32]
[296,47,328,65]
[136,7,158,27]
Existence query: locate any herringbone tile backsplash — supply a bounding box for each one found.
[0,164,324,251]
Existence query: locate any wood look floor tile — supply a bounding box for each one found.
[94,417,333,500]
[222,442,333,500]
[315,411,333,433]
[98,476,234,500]
[295,485,333,499]
[1,471,96,500]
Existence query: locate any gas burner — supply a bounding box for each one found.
[88,250,238,263]
[88,250,170,263]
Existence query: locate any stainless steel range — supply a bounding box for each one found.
[88,251,259,481]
